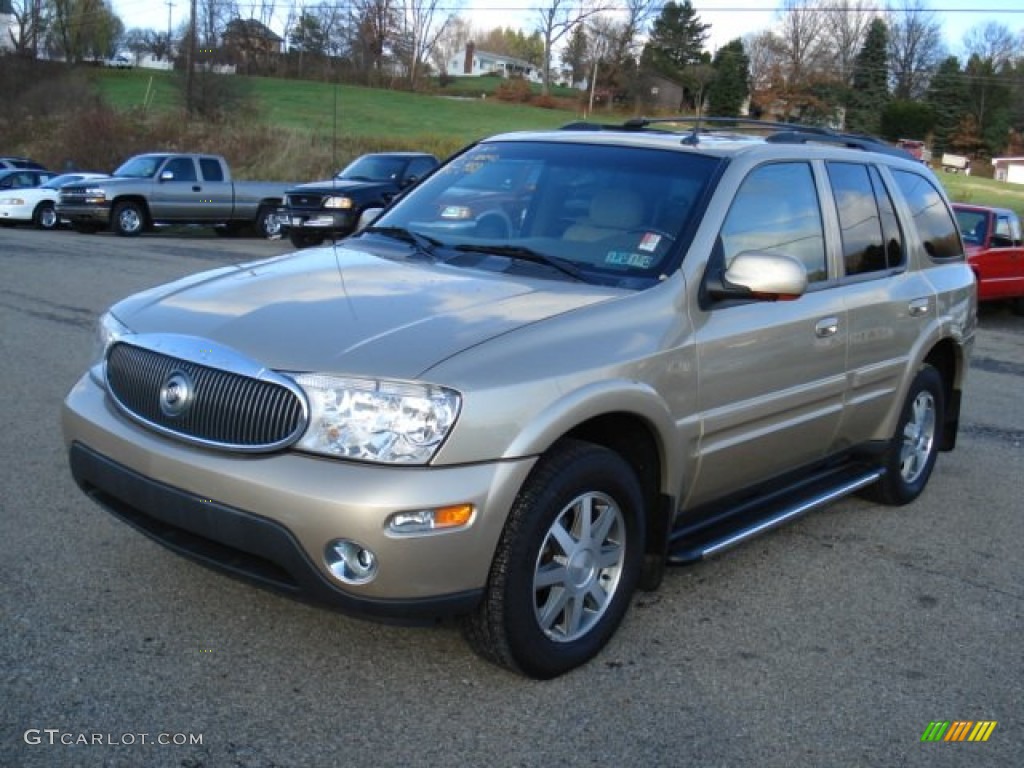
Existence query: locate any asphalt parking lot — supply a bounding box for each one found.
[2,227,1021,767]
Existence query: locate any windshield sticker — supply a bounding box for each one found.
[605,251,655,269]
[638,232,662,252]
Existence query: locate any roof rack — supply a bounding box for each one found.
[559,116,914,159]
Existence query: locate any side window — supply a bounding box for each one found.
[404,157,436,182]
[826,162,886,275]
[891,170,962,260]
[720,162,827,282]
[870,167,904,267]
[199,157,224,182]
[163,158,197,182]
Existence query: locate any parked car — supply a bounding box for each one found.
[104,53,132,69]
[281,152,439,248]
[63,118,976,679]
[0,156,47,170]
[0,168,58,191]
[0,172,108,230]
[57,153,296,238]
[953,202,1024,312]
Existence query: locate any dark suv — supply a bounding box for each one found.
[63,118,975,678]
[281,152,439,248]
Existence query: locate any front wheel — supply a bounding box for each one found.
[255,206,281,239]
[863,364,944,506]
[112,201,146,236]
[463,439,644,679]
[33,201,58,230]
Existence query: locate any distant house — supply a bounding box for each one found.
[992,156,1024,185]
[222,18,283,57]
[446,42,542,85]
[1,0,16,52]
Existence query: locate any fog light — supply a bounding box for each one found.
[325,539,378,584]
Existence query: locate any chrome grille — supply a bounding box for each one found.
[105,342,307,451]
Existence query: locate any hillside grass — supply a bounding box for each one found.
[937,170,1024,219]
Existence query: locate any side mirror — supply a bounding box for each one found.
[159,170,175,182]
[356,207,383,232]
[708,251,808,301]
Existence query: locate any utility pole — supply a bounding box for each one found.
[166,1,174,43]
[185,0,196,115]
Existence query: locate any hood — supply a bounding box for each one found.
[287,178,391,195]
[111,244,620,379]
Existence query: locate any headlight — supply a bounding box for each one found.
[90,311,132,384]
[292,374,460,464]
[83,187,107,204]
[323,196,353,210]
[0,197,24,205]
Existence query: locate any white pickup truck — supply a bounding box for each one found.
[57,152,296,238]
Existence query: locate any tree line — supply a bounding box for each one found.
[4,0,1023,162]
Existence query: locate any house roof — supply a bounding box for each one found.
[224,18,283,43]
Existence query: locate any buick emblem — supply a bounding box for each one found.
[159,370,193,418]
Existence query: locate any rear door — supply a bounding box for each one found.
[149,156,202,221]
[196,156,235,221]
[688,161,847,508]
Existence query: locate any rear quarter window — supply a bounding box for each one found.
[891,170,963,261]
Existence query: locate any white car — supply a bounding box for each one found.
[0,172,108,230]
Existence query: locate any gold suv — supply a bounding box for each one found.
[63,119,976,678]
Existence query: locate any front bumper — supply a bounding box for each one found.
[62,373,535,621]
[284,210,357,235]
[56,203,112,225]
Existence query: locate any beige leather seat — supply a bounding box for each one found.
[564,190,644,242]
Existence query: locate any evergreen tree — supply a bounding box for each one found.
[846,18,889,135]
[561,22,588,86]
[641,1,709,81]
[707,39,749,117]
[925,56,968,156]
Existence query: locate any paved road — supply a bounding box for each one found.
[2,228,1021,767]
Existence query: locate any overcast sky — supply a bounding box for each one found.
[110,0,1023,58]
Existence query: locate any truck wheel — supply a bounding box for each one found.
[33,201,58,230]
[862,364,944,506]
[462,439,644,679]
[255,206,281,239]
[112,201,146,237]
[289,230,324,249]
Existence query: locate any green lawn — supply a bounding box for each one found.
[93,69,580,146]
[938,170,1024,219]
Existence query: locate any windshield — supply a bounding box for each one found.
[362,140,719,287]
[114,156,168,178]
[338,155,407,182]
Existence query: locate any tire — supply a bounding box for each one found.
[289,230,325,249]
[33,202,58,230]
[462,439,644,679]
[255,206,281,239]
[863,364,944,506]
[112,201,146,236]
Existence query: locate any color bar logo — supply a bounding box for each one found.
[921,721,997,742]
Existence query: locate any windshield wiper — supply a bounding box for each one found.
[453,244,587,282]
[363,226,442,261]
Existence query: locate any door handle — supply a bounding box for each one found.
[815,317,839,338]
[908,298,930,316]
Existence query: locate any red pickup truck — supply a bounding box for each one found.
[953,203,1024,312]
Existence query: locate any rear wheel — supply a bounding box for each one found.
[33,201,58,230]
[863,364,944,506]
[463,439,644,679]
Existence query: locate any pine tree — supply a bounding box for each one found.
[846,18,889,135]
[708,39,749,117]
[925,57,968,156]
[641,1,709,81]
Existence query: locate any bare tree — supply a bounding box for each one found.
[822,0,878,86]
[46,0,121,62]
[534,0,608,95]
[348,0,398,84]
[430,14,471,78]
[773,0,829,88]
[7,0,46,56]
[886,0,944,99]
[962,22,1017,71]
[395,0,460,89]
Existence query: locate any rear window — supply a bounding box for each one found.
[891,170,963,260]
